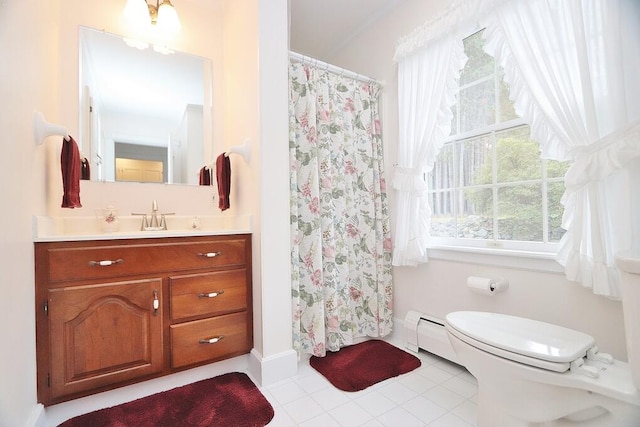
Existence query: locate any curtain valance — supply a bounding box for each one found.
[394,0,510,61]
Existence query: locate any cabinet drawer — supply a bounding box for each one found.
[42,237,248,282]
[170,269,247,321]
[170,312,250,368]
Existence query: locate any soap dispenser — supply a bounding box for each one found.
[96,204,119,233]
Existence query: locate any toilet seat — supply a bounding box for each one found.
[446,311,596,373]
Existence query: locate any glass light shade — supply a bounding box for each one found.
[156,1,182,34]
[123,0,151,48]
[123,0,151,27]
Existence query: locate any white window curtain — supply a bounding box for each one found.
[482,0,640,298]
[392,37,467,266]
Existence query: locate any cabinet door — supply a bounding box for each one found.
[48,278,163,400]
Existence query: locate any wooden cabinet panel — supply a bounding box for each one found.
[170,312,250,369]
[48,278,163,400]
[35,234,252,406]
[170,269,247,321]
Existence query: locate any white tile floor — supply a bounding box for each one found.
[257,345,478,427]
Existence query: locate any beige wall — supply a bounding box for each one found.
[328,0,627,358]
[47,0,225,218]
[1,2,55,425]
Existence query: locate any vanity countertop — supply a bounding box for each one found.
[33,215,252,242]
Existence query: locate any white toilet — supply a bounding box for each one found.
[445,255,640,427]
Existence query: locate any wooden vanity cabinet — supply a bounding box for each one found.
[35,234,252,406]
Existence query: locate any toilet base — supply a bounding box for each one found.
[447,332,640,427]
[477,388,530,427]
[478,386,640,427]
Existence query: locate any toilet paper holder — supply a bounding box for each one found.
[467,275,509,295]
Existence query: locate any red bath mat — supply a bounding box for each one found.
[58,372,274,427]
[310,339,421,392]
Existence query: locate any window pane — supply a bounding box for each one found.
[548,182,566,242]
[428,29,567,252]
[460,80,495,133]
[547,159,571,178]
[461,30,494,85]
[460,188,493,239]
[430,190,456,237]
[498,76,518,122]
[497,184,542,241]
[429,143,456,190]
[460,135,492,186]
[450,96,459,136]
[496,127,542,182]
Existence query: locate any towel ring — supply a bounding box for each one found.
[34,111,70,145]
[224,139,251,163]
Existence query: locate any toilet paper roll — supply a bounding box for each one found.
[467,276,509,295]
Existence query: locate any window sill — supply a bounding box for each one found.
[426,245,565,274]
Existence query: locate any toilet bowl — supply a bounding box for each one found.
[444,255,640,426]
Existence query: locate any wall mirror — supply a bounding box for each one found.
[79,26,212,186]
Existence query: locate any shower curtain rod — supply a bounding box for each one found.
[289,51,382,86]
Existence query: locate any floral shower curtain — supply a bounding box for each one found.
[289,61,393,357]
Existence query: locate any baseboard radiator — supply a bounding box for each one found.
[404,310,460,364]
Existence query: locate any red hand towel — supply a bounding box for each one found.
[199,166,211,185]
[61,136,82,208]
[216,153,231,211]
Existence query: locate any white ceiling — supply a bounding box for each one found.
[289,0,405,60]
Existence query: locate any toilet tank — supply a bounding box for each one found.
[616,254,640,391]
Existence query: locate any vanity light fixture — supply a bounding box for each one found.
[123,0,181,52]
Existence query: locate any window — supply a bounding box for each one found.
[428,30,570,253]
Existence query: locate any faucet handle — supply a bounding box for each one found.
[159,212,174,230]
[132,212,150,230]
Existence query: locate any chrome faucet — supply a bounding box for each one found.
[132,200,175,231]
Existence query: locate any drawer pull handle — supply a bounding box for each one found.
[198,290,225,299]
[153,290,159,316]
[197,251,222,258]
[88,258,123,267]
[199,335,224,345]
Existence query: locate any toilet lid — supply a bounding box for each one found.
[446,311,595,369]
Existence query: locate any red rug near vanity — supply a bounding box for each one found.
[58,372,274,427]
[310,339,421,392]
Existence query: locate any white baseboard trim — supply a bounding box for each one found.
[248,348,298,387]
[26,403,45,427]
